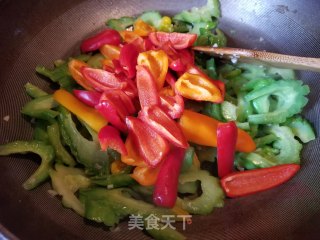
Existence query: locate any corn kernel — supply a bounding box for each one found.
[159,16,173,32]
[161,16,172,25]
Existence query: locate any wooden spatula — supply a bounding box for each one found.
[193,46,320,72]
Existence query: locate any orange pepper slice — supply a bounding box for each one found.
[111,160,128,174]
[137,50,169,90]
[121,134,147,167]
[131,165,161,186]
[99,44,121,60]
[133,19,156,37]
[101,59,114,69]
[119,30,141,43]
[68,59,93,90]
[179,110,256,153]
[159,86,175,97]
[175,72,223,103]
[53,89,107,132]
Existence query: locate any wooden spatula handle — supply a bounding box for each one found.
[193,46,320,72]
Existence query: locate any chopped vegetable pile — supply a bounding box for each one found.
[0,0,316,239]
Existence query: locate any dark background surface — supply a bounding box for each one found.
[0,0,320,239]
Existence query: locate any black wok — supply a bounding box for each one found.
[0,0,320,239]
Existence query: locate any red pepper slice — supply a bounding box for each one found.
[185,64,205,76]
[96,100,127,133]
[149,32,197,50]
[98,62,138,99]
[158,41,194,74]
[100,91,130,118]
[153,147,186,208]
[117,90,136,115]
[80,29,121,52]
[73,90,101,107]
[119,43,139,79]
[126,116,170,167]
[215,80,226,99]
[139,105,188,149]
[130,37,146,52]
[112,59,123,75]
[165,71,177,90]
[160,41,179,59]
[159,94,184,119]
[95,90,134,132]
[114,71,138,98]
[136,65,160,109]
[160,42,184,72]
[169,58,186,72]
[98,125,127,155]
[81,67,127,91]
[144,37,156,51]
[121,133,147,167]
[217,121,238,178]
[220,164,300,198]
[178,48,195,66]
[169,50,194,74]
[122,78,138,99]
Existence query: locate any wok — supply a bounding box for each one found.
[0,0,319,239]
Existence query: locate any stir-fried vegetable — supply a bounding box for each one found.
[153,147,186,208]
[178,170,224,214]
[217,121,237,178]
[245,80,309,124]
[50,164,90,216]
[220,164,300,198]
[0,141,55,190]
[179,110,256,153]
[0,0,315,239]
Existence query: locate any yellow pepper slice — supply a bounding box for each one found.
[175,72,223,103]
[53,89,107,132]
[179,110,256,153]
[137,50,169,90]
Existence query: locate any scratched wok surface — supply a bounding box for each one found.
[0,0,320,239]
